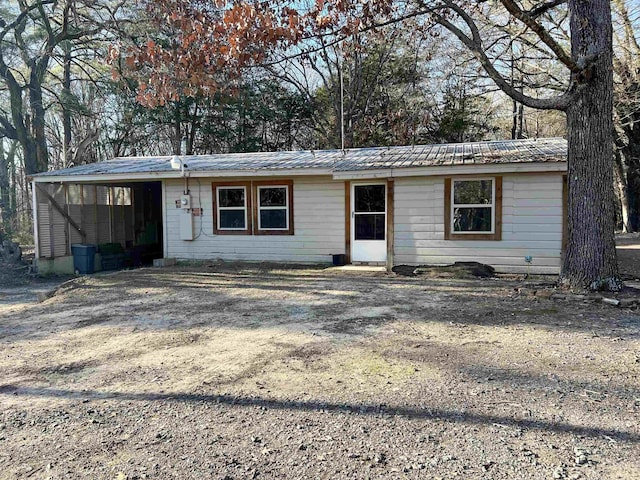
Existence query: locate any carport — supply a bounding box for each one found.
[31,181,163,274]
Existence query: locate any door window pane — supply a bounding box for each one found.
[355,214,386,240]
[354,185,385,212]
[220,210,246,229]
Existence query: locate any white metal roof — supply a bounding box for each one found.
[33,137,567,182]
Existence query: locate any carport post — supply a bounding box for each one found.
[162,180,168,258]
[31,180,39,259]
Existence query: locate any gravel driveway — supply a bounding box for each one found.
[0,262,639,479]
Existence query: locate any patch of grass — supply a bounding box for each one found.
[341,351,418,379]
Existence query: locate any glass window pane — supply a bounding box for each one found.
[355,214,386,240]
[260,209,287,229]
[220,210,246,229]
[453,180,492,205]
[219,188,245,208]
[354,185,385,212]
[453,207,492,232]
[260,187,287,207]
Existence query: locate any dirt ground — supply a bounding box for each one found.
[0,261,68,316]
[616,233,640,281]
[0,259,639,479]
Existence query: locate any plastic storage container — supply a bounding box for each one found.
[71,244,96,274]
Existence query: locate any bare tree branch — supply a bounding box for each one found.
[529,0,568,18]
[432,2,573,110]
[498,0,578,73]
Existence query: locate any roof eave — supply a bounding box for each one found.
[331,161,567,180]
[32,167,335,183]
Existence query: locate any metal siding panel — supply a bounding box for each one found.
[53,224,67,257]
[38,204,52,258]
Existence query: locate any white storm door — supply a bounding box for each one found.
[351,183,387,263]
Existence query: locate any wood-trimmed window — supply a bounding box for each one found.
[212,181,252,235]
[252,180,294,235]
[444,176,502,241]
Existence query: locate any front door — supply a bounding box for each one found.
[351,183,387,263]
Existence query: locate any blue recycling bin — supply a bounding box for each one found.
[71,244,96,274]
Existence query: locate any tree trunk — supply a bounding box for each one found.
[10,152,17,226]
[511,101,525,139]
[186,103,198,155]
[561,0,620,290]
[62,45,72,167]
[2,68,39,176]
[614,150,631,232]
[21,114,39,176]
[511,99,518,139]
[173,104,181,155]
[517,103,524,138]
[620,129,640,231]
[28,76,49,173]
[0,141,10,237]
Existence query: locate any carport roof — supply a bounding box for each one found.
[33,137,567,180]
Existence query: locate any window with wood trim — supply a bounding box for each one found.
[444,177,502,241]
[212,182,252,234]
[252,180,294,235]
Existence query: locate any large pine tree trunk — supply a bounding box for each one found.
[561,0,620,290]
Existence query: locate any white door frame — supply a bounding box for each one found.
[351,181,387,263]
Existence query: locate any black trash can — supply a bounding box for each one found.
[71,244,96,274]
[99,242,125,271]
[332,254,347,266]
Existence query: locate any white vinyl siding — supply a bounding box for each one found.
[165,177,345,262]
[394,174,564,274]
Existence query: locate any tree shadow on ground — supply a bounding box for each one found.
[0,384,637,443]
[383,339,640,402]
